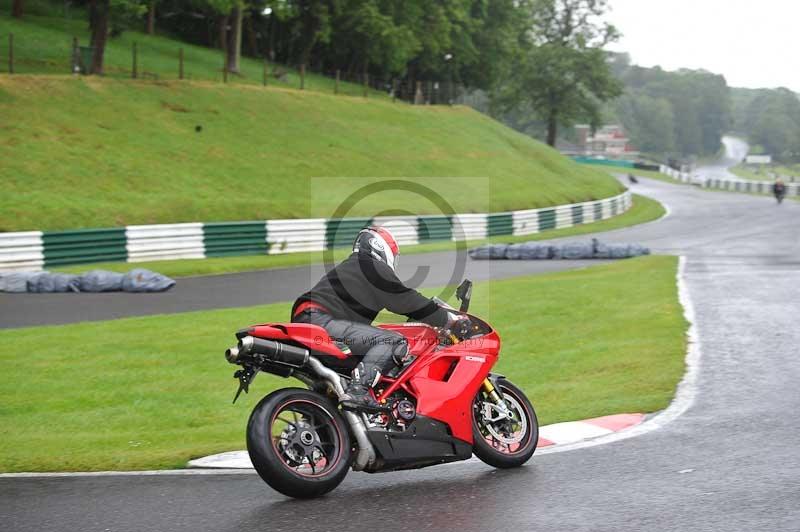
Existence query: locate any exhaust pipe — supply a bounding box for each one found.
[224,346,240,363]
[226,336,376,471]
[306,357,376,471]
[235,336,310,367]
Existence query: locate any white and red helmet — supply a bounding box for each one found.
[353,226,400,272]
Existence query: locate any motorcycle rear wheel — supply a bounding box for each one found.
[247,388,352,498]
[472,378,538,468]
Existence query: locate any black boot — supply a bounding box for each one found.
[340,363,388,413]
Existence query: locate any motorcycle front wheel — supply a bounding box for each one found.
[472,378,538,468]
[247,388,352,499]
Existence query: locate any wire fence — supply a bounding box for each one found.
[0,32,468,105]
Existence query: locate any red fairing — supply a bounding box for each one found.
[250,319,503,444]
[378,323,439,357]
[248,323,348,359]
[378,322,501,444]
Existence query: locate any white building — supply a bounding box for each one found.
[575,125,638,158]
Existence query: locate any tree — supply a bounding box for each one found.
[744,88,800,161]
[146,1,157,34]
[495,0,622,146]
[329,0,419,77]
[200,0,240,72]
[227,4,244,72]
[126,0,537,92]
[285,0,336,67]
[459,0,530,91]
[694,72,730,155]
[11,0,23,18]
[614,92,675,154]
[87,0,146,74]
[88,0,111,74]
[608,64,732,158]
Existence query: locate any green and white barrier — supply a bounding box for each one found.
[658,165,693,183]
[0,232,45,271]
[655,164,800,195]
[700,176,800,196]
[127,223,205,262]
[0,191,631,272]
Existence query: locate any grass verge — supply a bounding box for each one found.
[0,73,622,231]
[598,164,684,185]
[729,164,800,181]
[0,255,685,472]
[52,194,664,278]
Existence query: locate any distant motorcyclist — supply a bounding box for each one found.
[291,226,469,412]
[773,179,786,204]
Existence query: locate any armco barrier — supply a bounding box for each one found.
[571,156,635,168]
[204,221,268,258]
[0,232,44,271]
[266,219,326,254]
[126,223,205,262]
[0,191,631,272]
[576,157,799,196]
[658,165,693,183]
[654,164,800,196]
[574,157,694,183]
[701,176,800,197]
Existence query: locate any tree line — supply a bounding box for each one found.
[732,87,800,162]
[8,0,533,88]
[607,55,800,162]
[607,53,732,159]
[8,0,623,148]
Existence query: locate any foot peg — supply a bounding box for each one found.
[340,398,391,413]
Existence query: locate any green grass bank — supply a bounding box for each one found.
[0,74,623,232]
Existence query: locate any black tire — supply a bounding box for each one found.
[247,388,352,499]
[472,378,538,468]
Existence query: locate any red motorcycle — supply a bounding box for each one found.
[224,280,539,498]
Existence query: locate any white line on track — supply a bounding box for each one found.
[658,196,673,221]
[0,255,700,479]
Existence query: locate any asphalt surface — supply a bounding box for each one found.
[698,136,749,180]
[0,255,613,328]
[3,170,800,530]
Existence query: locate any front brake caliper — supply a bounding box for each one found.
[482,378,514,421]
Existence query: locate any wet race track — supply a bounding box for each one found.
[2,176,800,531]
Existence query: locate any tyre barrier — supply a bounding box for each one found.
[0,268,176,293]
[0,191,631,272]
[469,239,650,260]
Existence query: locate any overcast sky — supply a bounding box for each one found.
[606,0,799,91]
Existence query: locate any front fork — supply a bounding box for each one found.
[482,377,515,421]
[483,377,503,403]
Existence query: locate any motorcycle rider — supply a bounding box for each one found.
[773,178,787,204]
[291,225,468,412]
